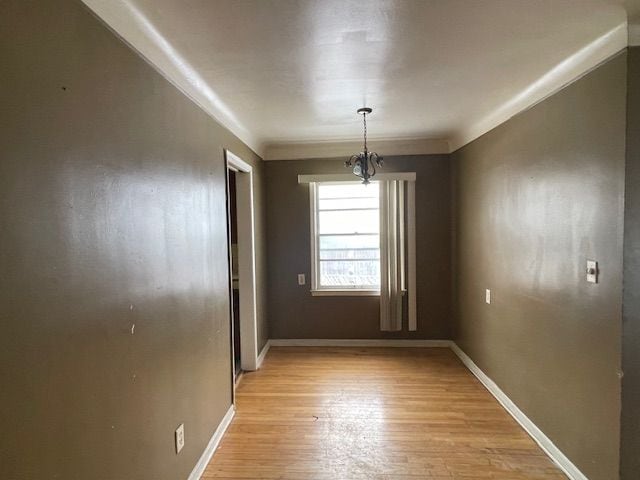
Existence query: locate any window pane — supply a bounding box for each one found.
[315,182,381,289]
[318,197,379,210]
[319,249,379,260]
[318,209,379,234]
[319,234,379,250]
[320,260,380,288]
[318,183,379,200]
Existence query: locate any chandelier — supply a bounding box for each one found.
[345,107,383,184]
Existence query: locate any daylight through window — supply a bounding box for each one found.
[313,182,380,290]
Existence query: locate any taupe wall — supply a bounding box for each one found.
[621,46,640,480]
[452,53,627,480]
[0,1,267,479]
[265,156,451,339]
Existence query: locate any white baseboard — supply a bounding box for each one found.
[188,405,235,480]
[449,343,588,480]
[256,340,271,369]
[269,338,452,347]
[190,340,587,480]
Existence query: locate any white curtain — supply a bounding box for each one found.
[379,180,405,331]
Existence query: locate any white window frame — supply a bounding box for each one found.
[301,173,416,327]
[309,181,381,296]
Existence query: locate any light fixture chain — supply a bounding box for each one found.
[363,113,367,152]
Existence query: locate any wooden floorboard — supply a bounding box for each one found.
[203,347,567,480]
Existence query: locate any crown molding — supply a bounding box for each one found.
[449,22,628,152]
[82,0,266,157]
[83,1,629,160]
[263,137,450,160]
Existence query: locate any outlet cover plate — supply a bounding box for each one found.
[586,260,598,284]
[175,423,185,454]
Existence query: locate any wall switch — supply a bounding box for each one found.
[485,289,491,304]
[297,273,306,285]
[175,424,185,454]
[586,260,598,284]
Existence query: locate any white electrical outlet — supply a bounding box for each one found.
[297,273,306,285]
[175,424,185,454]
[485,289,491,304]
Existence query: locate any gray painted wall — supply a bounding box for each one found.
[0,1,267,479]
[452,52,627,480]
[265,156,452,339]
[621,46,640,480]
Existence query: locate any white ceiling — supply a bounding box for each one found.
[83,0,630,159]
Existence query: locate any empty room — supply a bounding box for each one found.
[2,1,640,479]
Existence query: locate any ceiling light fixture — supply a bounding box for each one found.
[345,107,383,184]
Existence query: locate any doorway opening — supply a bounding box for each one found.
[225,150,259,385]
[228,170,242,380]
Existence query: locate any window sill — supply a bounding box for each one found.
[311,289,380,297]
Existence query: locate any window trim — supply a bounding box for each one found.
[311,289,380,297]
[299,173,416,183]
[309,181,381,296]
[306,175,417,331]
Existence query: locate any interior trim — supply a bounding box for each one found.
[449,22,627,152]
[225,150,260,372]
[187,341,589,478]
[264,138,450,160]
[81,0,265,157]
[188,405,235,480]
[449,343,588,480]
[83,2,627,160]
[310,289,381,297]
[298,172,417,183]
[256,341,270,369]
[268,339,590,479]
[268,339,451,347]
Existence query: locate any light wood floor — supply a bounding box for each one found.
[203,347,566,480]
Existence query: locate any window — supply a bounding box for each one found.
[302,173,417,328]
[310,182,380,293]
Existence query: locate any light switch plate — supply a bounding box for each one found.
[485,289,491,304]
[586,260,598,284]
[175,424,185,454]
[297,273,306,285]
